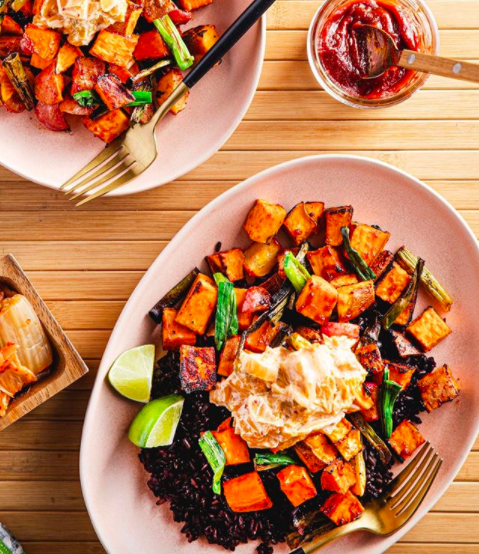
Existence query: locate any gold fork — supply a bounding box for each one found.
[290,441,442,554]
[61,0,278,206]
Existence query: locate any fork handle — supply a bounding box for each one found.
[183,0,277,88]
[399,49,479,83]
[289,518,365,554]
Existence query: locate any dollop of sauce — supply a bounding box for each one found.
[318,0,421,99]
[210,336,367,451]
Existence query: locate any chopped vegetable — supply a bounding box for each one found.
[360,382,380,421]
[335,428,364,461]
[321,490,364,526]
[241,286,271,314]
[390,329,421,358]
[244,240,282,278]
[406,306,452,352]
[234,288,253,330]
[389,420,425,459]
[131,59,171,83]
[351,450,366,496]
[277,465,317,508]
[349,223,390,265]
[295,275,338,325]
[198,430,226,494]
[243,199,287,244]
[34,62,64,105]
[179,345,216,393]
[376,261,412,305]
[307,245,346,282]
[356,342,384,375]
[2,53,34,110]
[212,427,250,466]
[349,413,392,465]
[325,206,353,246]
[82,108,130,143]
[207,248,245,282]
[244,319,288,353]
[322,418,352,444]
[177,0,212,11]
[387,361,415,391]
[370,249,394,282]
[153,14,194,70]
[379,367,402,439]
[341,227,376,281]
[286,513,335,549]
[283,202,318,245]
[175,273,218,335]
[288,332,312,351]
[214,273,238,351]
[90,30,138,68]
[294,433,337,473]
[254,452,296,471]
[283,250,311,293]
[71,57,105,95]
[417,364,460,412]
[134,29,169,60]
[336,280,375,322]
[296,325,323,343]
[182,24,220,64]
[217,335,241,377]
[130,77,154,124]
[321,458,356,494]
[321,322,360,341]
[95,74,135,110]
[56,42,82,73]
[162,308,196,350]
[223,471,273,512]
[149,268,199,323]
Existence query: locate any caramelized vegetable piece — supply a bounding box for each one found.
[2,53,34,111]
[351,451,367,496]
[0,36,22,58]
[304,201,325,228]
[176,273,218,335]
[370,249,394,282]
[56,42,82,73]
[94,74,135,110]
[360,382,380,421]
[283,202,318,245]
[59,96,93,116]
[218,335,241,377]
[325,206,353,246]
[108,2,142,35]
[241,286,271,314]
[71,57,105,94]
[30,53,50,70]
[349,223,390,265]
[337,280,375,322]
[1,75,25,113]
[354,385,375,411]
[356,343,384,375]
[244,319,288,353]
[156,68,189,115]
[212,427,250,465]
[82,108,130,143]
[321,490,364,526]
[90,30,139,68]
[34,62,64,105]
[386,361,415,391]
[335,428,364,461]
[1,15,23,35]
[321,322,360,341]
[389,420,425,459]
[177,0,212,12]
[323,418,352,444]
[295,276,338,325]
[390,329,421,358]
[24,24,61,60]
[417,364,460,412]
[294,433,337,473]
[134,30,169,60]
[330,274,359,288]
[217,417,232,431]
[141,0,175,22]
[234,288,253,331]
[278,465,317,508]
[376,262,411,304]
[406,307,451,352]
[162,307,196,350]
[218,249,245,282]
[321,459,356,494]
[179,345,216,393]
[149,268,199,323]
[223,471,273,512]
[183,25,220,64]
[244,240,282,278]
[243,199,287,244]
[308,246,346,282]
[35,101,70,131]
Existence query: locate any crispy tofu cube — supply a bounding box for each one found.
[243,199,287,244]
[304,201,324,228]
[387,361,415,391]
[177,0,212,11]
[360,382,380,422]
[307,246,346,282]
[176,273,218,335]
[325,206,353,246]
[218,335,241,377]
[417,365,460,412]
[376,262,411,304]
[71,57,105,95]
[212,427,250,465]
[179,345,216,393]
[162,308,196,350]
[356,343,384,375]
[90,30,138,68]
[56,43,82,73]
[406,307,452,352]
[277,465,317,507]
[349,223,390,265]
[244,240,282,278]
[389,420,425,459]
[82,109,130,143]
[108,2,142,35]
[134,30,169,60]
[321,490,364,526]
[183,25,220,64]
[294,433,337,473]
[24,24,61,60]
[337,280,375,322]
[95,74,135,110]
[235,288,253,331]
[336,428,364,461]
[321,459,357,494]
[331,274,359,288]
[283,202,318,246]
[223,472,272,512]
[219,248,245,282]
[244,320,288,353]
[370,250,394,282]
[322,418,352,444]
[156,68,189,115]
[295,276,338,325]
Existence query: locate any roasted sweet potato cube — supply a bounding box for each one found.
[206,252,222,274]
[370,250,394,282]
[356,343,384,375]
[134,30,169,60]
[24,25,61,60]
[212,427,250,465]
[283,202,318,246]
[141,0,175,22]
[322,418,352,444]
[175,273,218,335]
[325,206,353,246]
[1,75,24,113]
[218,248,245,282]
[177,0,212,12]
[156,68,189,115]
[336,428,364,461]
[217,417,232,431]
[218,335,241,377]
[56,42,82,73]
[417,364,460,412]
[376,262,411,304]
[389,420,425,459]
[321,459,356,494]
[0,36,22,58]
[308,246,346,282]
[90,30,138,68]
[108,63,136,83]
[162,307,196,350]
[59,96,94,116]
[321,322,360,341]
[331,274,359,288]
[244,240,282,278]
[349,223,390,265]
[235,288,253,331]
[321,490,364,526]
[34,63,64,105]
[82,108,130,143]
[243,199,287,244]
[1,16,23,35]
[304,201,324,228]
[354,385,375,411]
[241,287,271,314]
[296,326,323,343]
[108,2,142,35]
[71,57,105,94]
[294,433,337,473]
[179,345,216,393]
[277,465,317,507]
[406,307,451,352]
[387,361,415,391]
[337,280,375,322]
[224,472,273,512]
[360,382,380,421]
[94,74,135,110]
[244,320,287,353]
[30,53,50,70]
[182,25,219,64]
[295,276,338,325]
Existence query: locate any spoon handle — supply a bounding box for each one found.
[399,49,479,83]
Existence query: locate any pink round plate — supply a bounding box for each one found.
[80,155,479,554]
[0,10,264,196]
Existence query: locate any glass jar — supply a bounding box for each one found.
[307,0,439,108]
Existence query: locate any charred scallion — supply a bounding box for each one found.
[288,332,312,351]
[254,452,296,471]
[379,368,402,439]
[2,53,34,111]
[214,273,238,351]
[349,412,392,465]
[283,251,311,293]
[341,227,376,281]
[153,14,194,71]
[198,431,226,494]
[148,268,199,323]
[131,59,171,83]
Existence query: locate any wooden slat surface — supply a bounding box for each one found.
[0,0,478,552]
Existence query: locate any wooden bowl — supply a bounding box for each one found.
[0,254,88,430]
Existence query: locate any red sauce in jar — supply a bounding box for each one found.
[318,0,421,99]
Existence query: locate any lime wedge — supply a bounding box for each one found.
[128,394,184,448]
[108,344,155,403]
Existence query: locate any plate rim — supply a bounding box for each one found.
[80,154,479,554]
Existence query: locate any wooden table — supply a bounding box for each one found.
[0,0,479,552]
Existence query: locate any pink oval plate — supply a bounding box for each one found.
[0,9,264,197]
[80,155,479,554]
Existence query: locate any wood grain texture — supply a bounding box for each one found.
[0,0,478,551]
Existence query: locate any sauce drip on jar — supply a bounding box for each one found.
[318,0,421,99]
